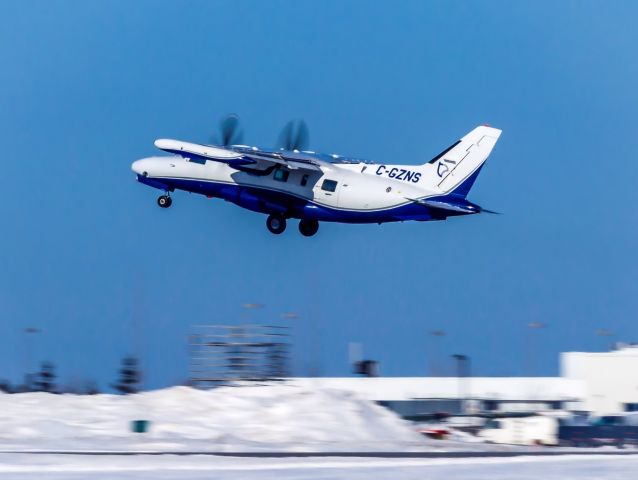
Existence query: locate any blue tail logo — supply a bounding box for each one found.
[437,159,457,178]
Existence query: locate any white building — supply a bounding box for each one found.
[288,377,583,417]
[561,344,638,414]
[288,345,638,416]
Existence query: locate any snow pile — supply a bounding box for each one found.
[0,384,426,452]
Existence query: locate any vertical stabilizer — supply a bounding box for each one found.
[424,126,502,197]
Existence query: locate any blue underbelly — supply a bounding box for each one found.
[144,176,437,224]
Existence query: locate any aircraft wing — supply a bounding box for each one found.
[154,139,322,171]
[237,148,324,171]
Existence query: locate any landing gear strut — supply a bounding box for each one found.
[266,214,286,234]
[299,219,319,237]
[157,195,172,208]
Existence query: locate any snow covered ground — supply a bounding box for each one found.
[0,385,428,452]
[1,453,637,479]
[1,385,637,478]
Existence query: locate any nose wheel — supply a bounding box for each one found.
[157,195,172,208]
[266,214,286,234]
[299,219,319,237]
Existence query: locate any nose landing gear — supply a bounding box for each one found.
[157,195,172,208]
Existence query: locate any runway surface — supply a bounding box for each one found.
[2,452,638,480]
[3,448,637,457]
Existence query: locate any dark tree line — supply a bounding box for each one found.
[0,355,142,394]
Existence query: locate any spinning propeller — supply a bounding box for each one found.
[213,115,310,152]
[277,120,309,151]
[214,114,244,146]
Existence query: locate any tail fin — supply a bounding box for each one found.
[426,126,501,197]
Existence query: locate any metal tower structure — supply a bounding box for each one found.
[188,324,291,388]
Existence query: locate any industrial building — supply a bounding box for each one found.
[561,345,638,414]
[288,345,638,416]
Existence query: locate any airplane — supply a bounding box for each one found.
[131,117,501,237]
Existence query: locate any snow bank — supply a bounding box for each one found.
[0,384,426,452]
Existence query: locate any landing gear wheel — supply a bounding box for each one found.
[299,219,319,237]
[266,214,287,234]
[157,195,172,208]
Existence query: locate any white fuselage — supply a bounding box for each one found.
[132,156,440,214]
[131,125,501,230]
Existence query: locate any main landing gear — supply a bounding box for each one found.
[266,213,287,234]
[157,195,172,208]
[298,219,319,237]
[265,214,319,237]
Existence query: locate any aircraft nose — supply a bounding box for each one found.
[131,159,149,176]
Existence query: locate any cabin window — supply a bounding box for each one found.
[321,179,338,192]
[300,174,309,186]
[273,169,289,182]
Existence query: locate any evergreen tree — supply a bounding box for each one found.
[112,356,141,394]
[34,362,56,392]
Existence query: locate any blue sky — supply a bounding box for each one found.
[1,0,637,389]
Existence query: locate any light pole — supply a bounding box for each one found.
[23,326,40,389]
[429,330,445,376]
[596,329,613,351]
[242,303,264,311]
[243,303,264,309]
[452,354,470,415]
[280,312,298,376]
[241,302,264,325]
[526,322,545,376]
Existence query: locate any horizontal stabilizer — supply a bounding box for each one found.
[408,197,499,215]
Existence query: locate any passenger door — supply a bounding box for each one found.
[313,177,340,207]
